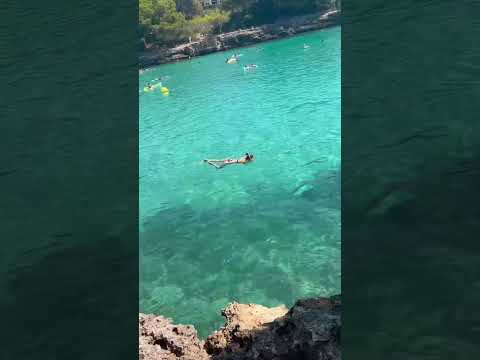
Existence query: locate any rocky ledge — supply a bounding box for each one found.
[139,10,340,68]
[139,295,341,360]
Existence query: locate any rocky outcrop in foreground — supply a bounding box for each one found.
[139,313,210,360]
[140,10,340,68]
[139,295,341,360]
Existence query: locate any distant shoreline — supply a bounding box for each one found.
[139,9,340,71]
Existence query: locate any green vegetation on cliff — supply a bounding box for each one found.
[139,0,231,46]
[221,0,339,29]
[139,0,339,48]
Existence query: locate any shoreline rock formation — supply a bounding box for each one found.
[139,313,210,360]
[139,295,341,360]
[139,10,340,69]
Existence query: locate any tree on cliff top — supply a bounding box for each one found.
[221,0,336,29]
[140,0,336,47]
[188,9,231,36]
[204,8,231,33]
[175,0,204,19]
[140,0,189,44]
[140,0,231,46]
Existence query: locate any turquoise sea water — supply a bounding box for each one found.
[139,27,340,337]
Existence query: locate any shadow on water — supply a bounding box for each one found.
[293,167,341,209]
[140,167,340,337]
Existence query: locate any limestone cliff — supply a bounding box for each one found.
[139,10,340,68]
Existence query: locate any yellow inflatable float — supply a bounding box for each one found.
[143,82,169,95]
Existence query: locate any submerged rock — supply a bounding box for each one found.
[139,295,341,360]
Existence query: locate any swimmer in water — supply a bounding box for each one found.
[146,78,162,88]
[303,43,310,49]
[226,54,239,63]
[151,76,169,83]
[204,153,255,169]
[243,64,257,71]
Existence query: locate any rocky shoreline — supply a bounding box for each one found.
[139,295,341,360]
[139,10,340,69]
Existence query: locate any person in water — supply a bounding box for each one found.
[204,153,254,169]
[226,54,242,62]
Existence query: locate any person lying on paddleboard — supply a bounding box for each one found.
[204,153,254,169]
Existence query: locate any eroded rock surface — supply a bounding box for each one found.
[139,313,210,360]
[205,296,341,360]
[205,303,289,356]
[139,296,341,360]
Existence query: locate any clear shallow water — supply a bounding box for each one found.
[140,27,340,338]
